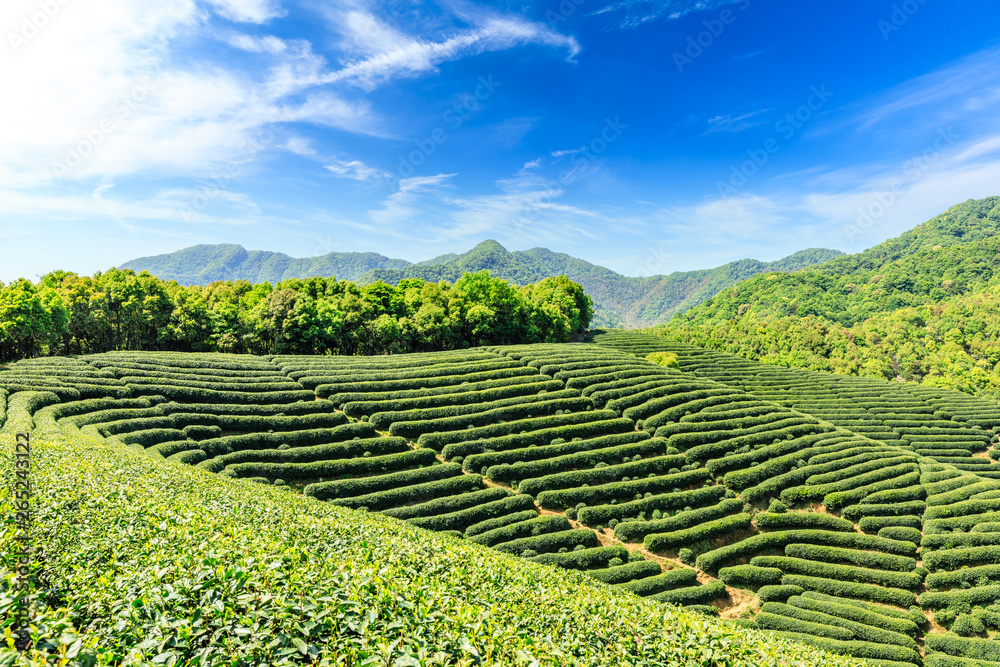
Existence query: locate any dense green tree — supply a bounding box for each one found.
[0,268,592,362]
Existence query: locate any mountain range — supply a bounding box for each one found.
[121,242,843,328]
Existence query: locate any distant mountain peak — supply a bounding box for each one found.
[121,242,842,329]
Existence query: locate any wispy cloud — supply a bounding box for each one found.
[842,45,1000,134]
[0,0,581,243]
[729,48,773,64]
[319,6,580,90]
[705,109,771,134]
[551,147,585,157]
[592,0,750,29]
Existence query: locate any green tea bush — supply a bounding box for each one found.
[614,499,743,542]
[470,515,572,548]
[779,574,917,607]
[531,545,630,571]
[325,473,485,512]
[537,468,711,511]
[718,565,784,590]
[492,529,600,557]
[578,485,727,526]
[644,514,752,552]
[383,487,512,521]
[489,440,670,487]
[617,568,699,596]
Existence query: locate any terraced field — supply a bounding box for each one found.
[8,335,1000,666]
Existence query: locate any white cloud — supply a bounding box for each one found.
[591,0,750,29]
[225,32,289,53]
[318,5,580,89]
[551,147,585,157]
[206,0,285,24]
[324,157,388,181]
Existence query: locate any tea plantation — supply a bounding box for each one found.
[5,333,1000,665]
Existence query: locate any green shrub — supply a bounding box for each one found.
[181,424,223,440]
[858,515,922,533]
[505,446,677,491]
[614,499,743,542]
[754,512,854,533]
[578,485,727,526]
[878,526,922,545]
[796,592,918,636]
[925,564,1000,591]
[492,529,599,557]
[317,366,541,398]
[325,474,485,512]
[328,374,557,408]
[440,417,635,459]
[462,431,651,473]
[644,514,752,552]
[617,568,699,597]
[752,556,921,590]
[782,543,916,572]
[469,515,571,548]
[922,532,1000,551]
[757,585,804,604]
[464,509,539,537]
[696,530,916,574]
[301,463,463,501]
[923,545,1000,572]
[389,396,594,438]
[780,574,917,608]
[537,469,711,512]
[924,633,1000,662]
[718,565,783,590]
[534,545,631,571]
[384,487,512,521]
[197,432,398,473]
[651,580,727,606]
[763,601,917,649]
[841,500,926,522]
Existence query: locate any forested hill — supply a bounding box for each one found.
[665,196,1000,396]
[122,240,843,328]
[119,243,411,284]
[672,197,1000,328]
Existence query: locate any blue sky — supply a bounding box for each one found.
[2,0,1000,281]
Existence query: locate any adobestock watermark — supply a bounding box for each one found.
[10,432,32,651]
[311,234,336,257]
[878,0,929,40]
[844,126,958,241]
[672,0,751,73]
[51,69,165,178]
[7,0,72,54]
[716,84,833,200]
[634,242,672,278]
[544,0,588,29]
[180,119,283,223]
[511,116,627,231]
[383,75,501,192]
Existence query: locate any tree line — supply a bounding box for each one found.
[0,269,593,362]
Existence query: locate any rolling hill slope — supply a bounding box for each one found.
[121,240,843,329]
[8,336,1000,664]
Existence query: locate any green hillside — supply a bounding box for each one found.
[666,197,1000,396]
[8,337,1000,664]
[119,244,411,284]
[121,240,843,329]
[671,197,1000,328]
[1,353,856,666]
